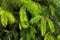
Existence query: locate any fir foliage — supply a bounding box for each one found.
[0,0,60,40]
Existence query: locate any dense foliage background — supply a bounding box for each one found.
[0,0,60,40]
